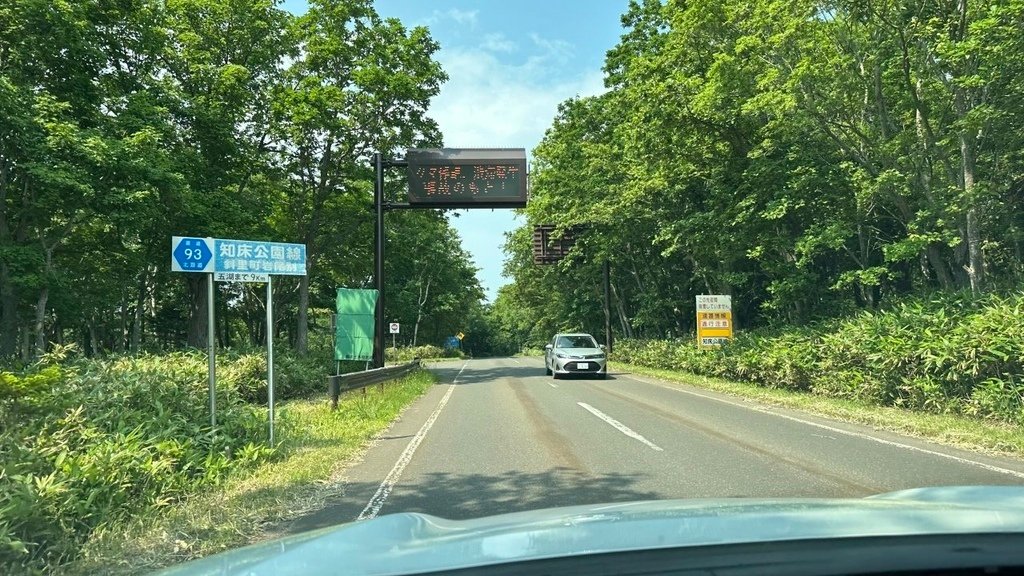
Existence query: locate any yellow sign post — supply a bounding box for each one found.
[696,295,733,349]
[456,332,465,341]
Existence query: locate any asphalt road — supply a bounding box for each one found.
[285,357,1024,533]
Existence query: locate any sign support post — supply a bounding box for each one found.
[374,152,385,369]
[172,236,305,446]
[207,273,216,427]
[267,277,274,446]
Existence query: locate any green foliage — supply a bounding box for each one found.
[385,345,463,363]
[505,0,1024,342]
[67,370,435,574]
[0,349,275,573]
[1,0,467,362]
[614,293,1024,424]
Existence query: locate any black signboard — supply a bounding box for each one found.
[532,224,577,265]
[406,148,528,208]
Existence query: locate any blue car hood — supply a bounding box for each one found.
[157,486,1024,576]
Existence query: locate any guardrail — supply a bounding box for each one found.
[327,359,422,410]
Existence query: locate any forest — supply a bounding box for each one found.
[0,0,487,363]
[497,0,1024,344]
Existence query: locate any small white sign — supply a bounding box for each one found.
[389,322,400,334]
[696,294,732,312]
[214,272,270,283]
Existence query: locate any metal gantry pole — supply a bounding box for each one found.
[373,152,386,369]
[267,277,275,446]
[207,272,216,427]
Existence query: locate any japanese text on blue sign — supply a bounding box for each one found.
[214,239,306,276]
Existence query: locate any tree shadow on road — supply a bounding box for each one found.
[284,467,661,534]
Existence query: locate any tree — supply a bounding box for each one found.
[505,0,1024,342]
[269,0,446,354]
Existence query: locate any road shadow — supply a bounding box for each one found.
[283,467,661,534]
[428,364,550,385]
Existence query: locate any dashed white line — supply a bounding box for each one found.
[357,362,466,520]
[549,383,558,388]
[620,374,1024,480]
[578,402,663,451]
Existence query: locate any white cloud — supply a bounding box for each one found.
[446,8,478,26]
[529,34,574,65]
[424,35,607,301]
[481,33,517,54]
[424,8,479,28]
[430,44,605,151]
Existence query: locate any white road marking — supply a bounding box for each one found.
[577,402,664,452]
[620,374,1024,480]
[357,363,466,520]
[549,383,558,388]
[512,359,522,365]
[452,362,469,384]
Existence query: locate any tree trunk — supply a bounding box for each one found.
[20,323,31,361]
[33,286,48,356]
[413,275,431,347]
[131,273,145,354]
[610,281,634,339]
[89,322,100,356]
[0,261,17,357]
[960,132,984,294]
[0,158,18,357]
[924,244,955,290]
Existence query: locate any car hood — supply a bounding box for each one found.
[157,486,1024,576]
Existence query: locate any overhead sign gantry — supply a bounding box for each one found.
[372,148,528,368]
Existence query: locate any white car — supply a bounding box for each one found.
[544,333,607,379]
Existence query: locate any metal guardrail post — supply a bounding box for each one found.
[327,359,421,410]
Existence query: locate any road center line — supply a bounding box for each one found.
[548,383,558,388]
[577,402,663,451]
[357,363,466,520]
[452,361,469,384]
[621,374,1024,480]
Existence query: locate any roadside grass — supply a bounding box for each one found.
[615,362,1024,458]
[66,370,436,576]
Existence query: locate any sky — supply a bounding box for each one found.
[281,0,630,302]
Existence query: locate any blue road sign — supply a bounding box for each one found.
[213,239,306,276]
[172,236,306,276]
[444,336,460,350]
[171,237,214,272]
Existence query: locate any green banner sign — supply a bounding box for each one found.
[335,288,378,361]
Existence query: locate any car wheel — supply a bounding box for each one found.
[552,370,561,380]
[544,364,551,376]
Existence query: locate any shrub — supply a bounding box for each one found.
[614,292,1024,424]
[0,348,273,573]
[385,345,463,363]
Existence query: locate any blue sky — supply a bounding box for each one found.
[281,0,630,301]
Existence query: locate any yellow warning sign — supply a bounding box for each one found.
[696,295,733,349]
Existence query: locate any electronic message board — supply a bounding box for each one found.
[406,148,528,208]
